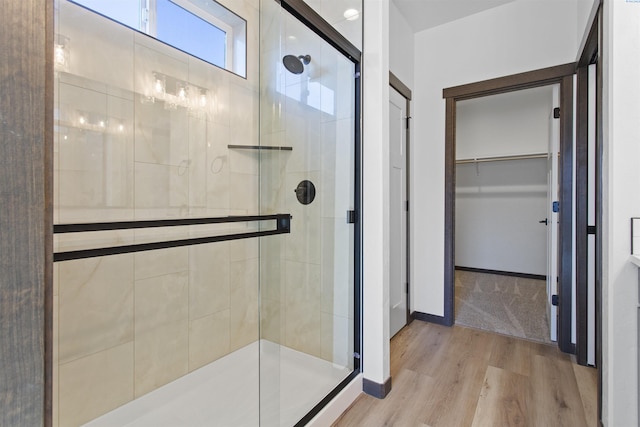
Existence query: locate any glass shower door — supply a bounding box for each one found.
[53,1,267,426]
[259,1,357,425]
[53,0,358,424]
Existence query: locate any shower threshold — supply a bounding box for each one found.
[82,340,352,427]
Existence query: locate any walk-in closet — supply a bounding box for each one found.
[454,85,560,344]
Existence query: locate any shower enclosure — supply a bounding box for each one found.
[51,0,361,425]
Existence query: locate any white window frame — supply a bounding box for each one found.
[71,0,246,76]
[142,0,246,77]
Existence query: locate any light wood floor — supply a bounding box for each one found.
[333,321,597,427]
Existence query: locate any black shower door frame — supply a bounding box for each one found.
[275,0,363,425]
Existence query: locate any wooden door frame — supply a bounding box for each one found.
[442,62,576,354]
[575,0,603,424]
[389,71,412,330]
[576,0,601,367]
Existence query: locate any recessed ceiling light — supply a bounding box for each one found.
[343,8,359,21]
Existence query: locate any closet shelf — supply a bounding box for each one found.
[228,144,293,151]
[456,152,547,164]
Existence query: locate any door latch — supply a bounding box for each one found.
[347,210,358,224]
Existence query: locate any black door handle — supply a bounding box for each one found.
[539,218,548,225]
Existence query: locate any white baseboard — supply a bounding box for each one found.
[306,374,363,427]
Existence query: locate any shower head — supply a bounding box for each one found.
[283,54,311,74]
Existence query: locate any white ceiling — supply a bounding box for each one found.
[392,0,517,32]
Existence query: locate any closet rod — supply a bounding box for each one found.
[456,152,548,164]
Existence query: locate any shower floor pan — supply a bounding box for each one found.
[82,340,351,427]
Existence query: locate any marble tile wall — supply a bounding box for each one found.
[54,0,261,425]
[258,3,355,370]
[55,0,260,224]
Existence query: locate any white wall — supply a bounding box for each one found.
[456,159,548,275]
[389,0,414,313]
[389,1,414,90]
[362,0,390,388]
[577,0,599,50]
[602,1,640,425]
[456,87,554,159]
[455,87,553,276]
[412,0,579,316]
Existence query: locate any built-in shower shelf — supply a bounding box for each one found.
[228,144,293,151]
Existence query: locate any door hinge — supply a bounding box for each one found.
[406,116,411,130]
[587,225,596,235]
[347,210,358,224]
[354,71,361,79]
[552,201,560,213]
[405,200,409,212]
[552,295,559,306]
[553,107,560,119]
[406,282,409,294]
[353,352,361,360]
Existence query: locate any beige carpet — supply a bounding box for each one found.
[454,270,552,344]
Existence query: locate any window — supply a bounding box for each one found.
[71,0,247,77]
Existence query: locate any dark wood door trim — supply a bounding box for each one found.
[443,97,456,326]
[390,71,412,100]
[575,3,603,424]
[558,74,575,354]
[576,0,602,67]
[575,2,601,366]
[442,63,577,352]
[576,65,590,365]
[595,9,603,422]
[442,63,576,100]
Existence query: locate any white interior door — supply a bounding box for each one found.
[547,85,560,342]
[389,86,408,338]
